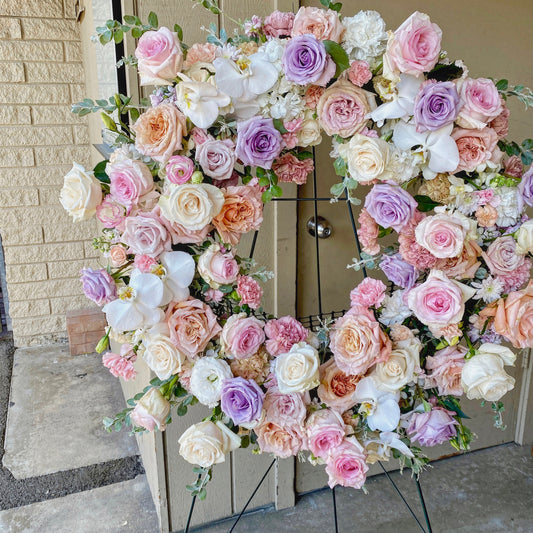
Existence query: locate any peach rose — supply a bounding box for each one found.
[291,6,345,43]
[166,298,221,358]
[317,358,360,412]
[255,421,305,458]
[425,344,467,396]
[493,281,533,348]
[436,239,481,280]
[452,127,500,172]
[109,245,128,267]
[133,102,187,163]
[212,186,263,245]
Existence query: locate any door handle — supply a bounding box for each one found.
[307,216,332,239]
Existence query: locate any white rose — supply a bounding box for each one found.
[461,343,516,402]
[143,333,185,381]
[515,219,533,255]
[158,183,224,230]
[189,357,233,407]
[178,420,241,468]
[373,337,421,392]
[338,134,390,183]
[275,342,320,394]
[297,112,322,147]
[60,163,103,222]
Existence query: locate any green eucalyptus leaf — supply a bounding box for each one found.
[148,11,158,28]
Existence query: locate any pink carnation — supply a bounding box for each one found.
[204,288,224,303]
[398,211,439,270]
[237,275,263,309]
[348,60,372,87]
[272,153,314,185]
[488,100,510,139]
[183,42,218,68]
[504,155,524,178]
[498,257,532,293]
[425,344,466,396]
[357,208,380,256]
[281,118,303,149]
[350,278,386,308]
[134,254,157,273]
[102,344,137,381]
[304,85,325,109]
[263,10,295,38]
[264,316,309,357]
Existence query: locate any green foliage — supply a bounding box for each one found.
[186,467,213,500]
[93,160,110,184]
[414,194,442,212]
[320,0,343,11]
[323,40,350,77]
[103,407,133,433]
[497,79,533,109]
[192,0,221,15]
[428,62,464,82]
[498,138,533,166]
[95,12,159,45]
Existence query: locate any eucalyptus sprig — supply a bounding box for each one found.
[186,467,213,500]
[94,12,159,45]
[496,79,533,109]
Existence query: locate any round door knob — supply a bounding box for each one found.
[307,216,332,239]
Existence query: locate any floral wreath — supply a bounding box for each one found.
[61,0,533,497]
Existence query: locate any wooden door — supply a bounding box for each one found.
[296,0,533,494]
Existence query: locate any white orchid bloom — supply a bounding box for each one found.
[368,74,423,126]
[175,75,231,128]
[353,377,401,432]
[102,270,165,332]
[364,431,414,461]
[393,121,459,176]
[158,251,196,306]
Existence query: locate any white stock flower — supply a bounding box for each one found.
[60,163,102,222]
[341,10,388,62]
[494,187,523,227]
[189,357,233,407]
[275,342,320,394]
[379,290,412,326]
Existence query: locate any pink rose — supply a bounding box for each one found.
[121,211,172,258]
[133,103,187,163]
[108,158,154,208]
[255,421,305,458]
[330,309,391,376]
[134,254,157,273]
[504,155,524,178]
[220,314,265,360]
[204,288,224,303]
[263,386,307,426]
[272,153,314,185]
[425,344,466,396]
[109,245,128,267]
[131,388,171,432]
[317,80,375,138]
[197,244,239,289]
[456,78,502,129]
[348,60,372,87]
[166,298,221,358]
[183,42,218,69]
[325,437,369,489]
[195,139,236,181]
[291,6,345,43]
[414,213,468,259]
[452,127,501,172]
[317,358,360,412]
[399,211,439,270]
[135,27,183,86]
[482,236,526,277]
[237,275,263,310]
[96,196,126,228]
[384,12,442,76]
[263,10,295,38]
[165,155,194,184]
[350,278,386,308]
[306,409,347,459]
[264,316,308,357]
[489,100,510,140]
[190,127,210,145]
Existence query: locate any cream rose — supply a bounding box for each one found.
[338,134,390,184]
[515,219,533,255]
[131,388,171,432]
[297,112,322,147]
[461,343,516,401]
[143,333,185,381]
[158,183,224,230]
[60,163,103,222]
[189,357,233,407]
[414,213,468,259]
[178,420,241,468]
[275,342,320,394]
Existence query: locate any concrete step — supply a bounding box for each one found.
[0,475,159,533]
[2,345,138,479]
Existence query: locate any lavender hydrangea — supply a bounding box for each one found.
[80,268,117,306]
[220,377,264,425]
[379,254,419,289]
[235,116,283,169]
[282,34,330,85]
[414,80,460,132]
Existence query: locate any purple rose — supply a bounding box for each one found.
[364,184,417,232]
[519,166,533,207]
[282,34,334,86]
[407,407,458,447]
[220,377,264,425]
[80,268,117,306]
[379,254,419,289]
[236,116,283,169]
[414,80,460,132]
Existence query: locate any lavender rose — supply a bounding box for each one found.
[379,254,419,289]
[407,407,458,447]
[414,80,460,132]
[519,167,533,207]
[196,139,236,181]
[282,34,335,86]
[80,268,117,306]
[364,184,418,232]
[220,377,265,425]
[235,117,283,169]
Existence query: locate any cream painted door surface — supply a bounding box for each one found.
[296,0,533,493]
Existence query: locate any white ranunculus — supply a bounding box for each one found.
[189,357,233,407]
[353,377,400,432]
[178,420,241,468]
[338,134,390,183]
[373,338,421,392]
[515,219,533,255]
[275,342,320,394]
[143,332,184,380]
[60,163,102,222]
[341,10,388,62]
[158,183,224,230]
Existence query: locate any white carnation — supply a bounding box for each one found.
[342,11,388,63]
[379,290,412,326]
[189,357,233,408]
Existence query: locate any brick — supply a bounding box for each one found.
[84,240,100,259]
[63,0,77,19]
[48,258,99,279]
[21,18,79,41]
[0,188,39,207]
[69,83,86,103]
[4,242,84,266]
[0,125,72,147]
[0,205,71,228]
[7,279,83,301]
[25,62,84,84]
[0,84,70,104]
[0,105,31,125]
[0,41,63,62]
[51,294,96,314]
[6,263,48,284]
[73,124,89,144]
[8,299,50,318]
[0,147,34,167]
[64,42,82,62]
[69,340,99,356]
[0,166,71,187]
[0,62,24,83]
[1,225,43,246]
[0,17,22,39]
[13,315,66,336]
[38,187,61,206]
[34,145,90,166]
[31,105,82,125]
[43,218,97,241]
[0,0,63,17]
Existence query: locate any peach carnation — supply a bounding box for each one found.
[183,43,218,68]
[357,208,380,256]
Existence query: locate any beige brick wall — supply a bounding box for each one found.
[0,0,100,346]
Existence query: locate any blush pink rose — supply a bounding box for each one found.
[325,437,369,489]
[134,254,157,273]
[183,42,218,69]
[255,421,305,458]
[131,388,171,432]
[384,12,442,76]
[96,196,126,228]
[425,344,467,396]
[348,60,372,87]
[196,139,236,181]
[317,358,360,412]
[263,386,307,426]
[165,155,194,184]
[456,78,502,129]
[264,316,308,357]
[452,127,500,172]
[152,204,211,245]
[108,158,154,208]
[291,6,345,43]
[237,275,263,309]
[503,155,524,178]
[350,278,386,308]
[482,236,526,277]
[135,27,183,86]
[399,211,439,270]
[109,245,128,267]
[272,153,314,185]
[121,211,172,258]
[197,244,239,289]
[317,80,375,138]
[204,288,224,303]
[263,10,295,38]
[306,409,347,459]
[220,314,265,359]
[414,213,467,259]
[330,309,392,376]
[166,298,222,359]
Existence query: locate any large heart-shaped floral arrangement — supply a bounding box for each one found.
[61,0,533,495]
